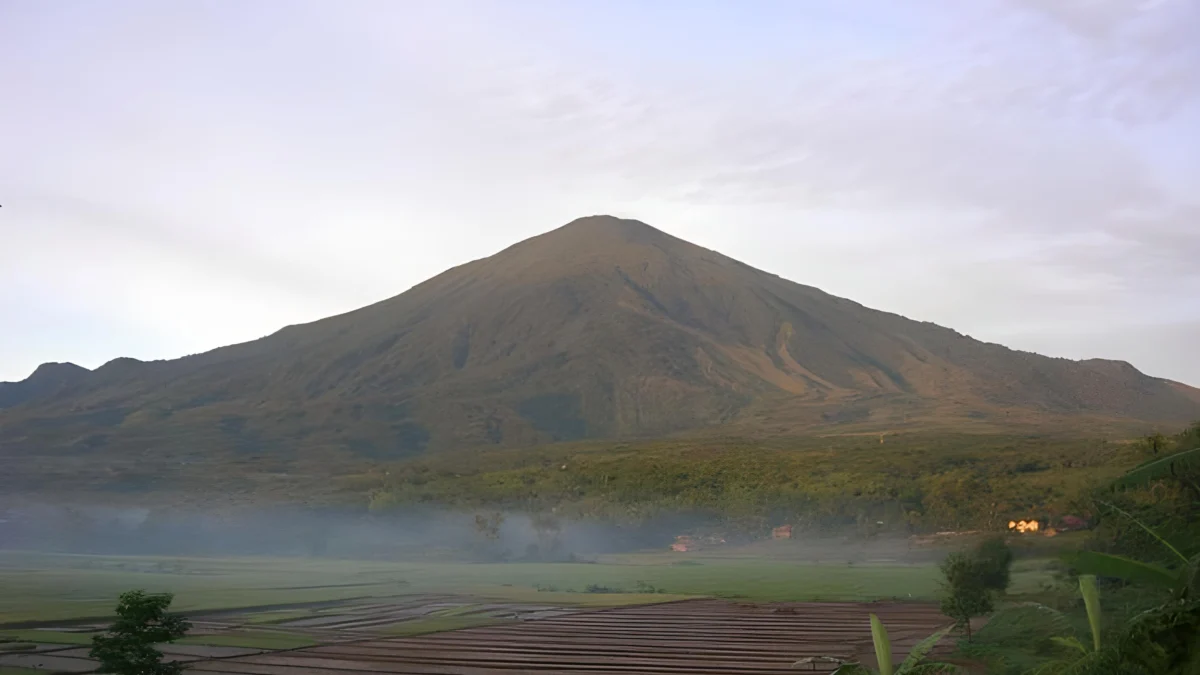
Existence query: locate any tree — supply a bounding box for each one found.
[473,512,504,540]
[1142,432,1169,458]
[970,536,1014,593]
[90,590,191,675]
[939,553,994,641]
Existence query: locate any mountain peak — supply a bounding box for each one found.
[28,362,90,381]
[497,216,696,271]
[552,215,670,246]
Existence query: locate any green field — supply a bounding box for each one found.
[0,630,97,645]
[0,545,1060,626]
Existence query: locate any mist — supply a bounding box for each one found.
[0,503,723,561]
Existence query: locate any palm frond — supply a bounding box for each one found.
[904,664,964,674]
[1049,636,1088,655]
[1068,551,1177,589]
[870,614,894,675]
[1078,575,1101,653]
[1053,649,1107,675]
[1096,500,1189,564]
[898,626,952,672]
[1028,658,1075,675]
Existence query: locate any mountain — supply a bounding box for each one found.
[3,216,1199,483]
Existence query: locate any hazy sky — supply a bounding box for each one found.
[2,0,1198,386]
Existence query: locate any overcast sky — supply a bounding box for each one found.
[1,0,1198,386]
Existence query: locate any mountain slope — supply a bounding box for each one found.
[3,216,1198,471]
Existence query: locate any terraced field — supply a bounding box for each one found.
[191,598,955,674]
[2,595,960,674]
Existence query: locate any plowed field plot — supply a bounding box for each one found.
[189,599,953,674]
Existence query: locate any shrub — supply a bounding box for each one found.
[970,536,1014,592]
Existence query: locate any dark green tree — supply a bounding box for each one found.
[939,552,993,641]
[90,590,191,675]
[969,536,1014,593]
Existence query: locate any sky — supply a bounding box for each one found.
[1,0,1198,386]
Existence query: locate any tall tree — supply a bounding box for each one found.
[90,590,191,675]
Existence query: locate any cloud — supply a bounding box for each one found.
[0,0,1197,385]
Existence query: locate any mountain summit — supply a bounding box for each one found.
[3,216,1199,468]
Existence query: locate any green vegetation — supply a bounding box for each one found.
[971,538,1015,593]
[953,424,1200,673]
[939,553,994,641]
[0,550,963,625]
[365,432,1140,533]
[0,630,98,645]
[90,590,191,675]
[0,552,410,624]
[0,643,36,652]
[811,614,960,674]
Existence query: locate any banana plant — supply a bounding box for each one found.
[1068,501,1198,601]
[794,613,963,674]
[1113,446,1200,493]
[1026,575,1105,675]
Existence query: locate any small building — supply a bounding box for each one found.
[772,524,793,540]
[671,535,694,552]
[1059,515,1088,531]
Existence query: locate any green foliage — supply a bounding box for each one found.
[816,614,961,674]
[0,643,36,653]
[1069,551,1177,590]
[89,590,191,675]
[1033,494,1200,675]
[957,577,1104,675]
[1114,447,1200,491]
[971,537,1015,592]
[1080,424,1200,575]
[366,432,1135,533]
[871,614,894,675]
[955,604,1075,674]
[1078,576,1101,654]
[939,553,994,640]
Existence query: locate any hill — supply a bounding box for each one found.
[2,216,1198,498]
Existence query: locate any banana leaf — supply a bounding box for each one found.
[1068,551,1177,589]
[1113,447,1200,490]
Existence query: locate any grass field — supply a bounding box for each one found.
[0,541,1062,626]
[0,630,97,645]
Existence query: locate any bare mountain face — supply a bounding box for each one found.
[3,216,1199,470]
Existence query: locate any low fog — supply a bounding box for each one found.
[0,503,930,563]
[0,503,714,560]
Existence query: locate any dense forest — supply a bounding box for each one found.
[361,424,1200,535]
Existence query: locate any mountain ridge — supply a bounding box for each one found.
[3,215,1198,479]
